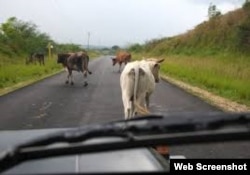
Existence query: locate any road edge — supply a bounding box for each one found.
[160,74,250,112]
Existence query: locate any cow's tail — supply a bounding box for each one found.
[81,55,90,75]
[134,101,150,116]
[83,55,92,75]
[87,55,92,74]
[130,65,149,117]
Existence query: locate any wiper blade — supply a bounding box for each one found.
[14,112,250,148]
[0,112,250,173]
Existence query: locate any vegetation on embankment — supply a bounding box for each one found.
[0,55,61,95]
[132,53,250,107]
[129,3,250,107]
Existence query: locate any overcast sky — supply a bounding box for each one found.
[0,0,245,47]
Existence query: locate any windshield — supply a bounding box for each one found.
[0,0,250,174]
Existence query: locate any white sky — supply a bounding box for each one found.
[0,0,245,47]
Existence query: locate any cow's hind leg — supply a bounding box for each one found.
[122,94,131,120]
[65,74,69,84]
[66,69,73,85]
[125,108,130,120]
[83,71,88,87]
[65,68,69,84]
[145,93,150,109]
[118,63,122,73]
[70,71,74,85]
[129,100,135,119]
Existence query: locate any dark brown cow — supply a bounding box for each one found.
[57,51,92,86]
[111,51,131,73]
[26,53,45,65]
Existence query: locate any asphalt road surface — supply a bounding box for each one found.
[0,56,249,158]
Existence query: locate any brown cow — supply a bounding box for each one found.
[57,51,92,86]
[111,51,131,73]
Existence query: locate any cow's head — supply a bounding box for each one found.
[111,57,117,66]
[57,54,68,64]
[145,58,165,83]
[57,54,63,63]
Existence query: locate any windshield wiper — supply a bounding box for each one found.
[0,112,250,173]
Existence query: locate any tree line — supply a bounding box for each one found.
[0,17,82,58]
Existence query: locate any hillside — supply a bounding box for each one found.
[129,3,250,108]
[141,3,250,57]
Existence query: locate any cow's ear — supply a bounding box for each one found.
[157,58,165,63]
[154,63,159,68]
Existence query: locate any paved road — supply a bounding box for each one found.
[0,56,249,158]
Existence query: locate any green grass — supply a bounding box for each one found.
[0,56,62,89]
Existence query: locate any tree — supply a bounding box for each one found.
[0,17,52,55]
[111,45,120,50]
[243,0,250,9]
[208,3,221,19]
[56,43,82,53]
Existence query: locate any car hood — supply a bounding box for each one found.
[0,128,168,174]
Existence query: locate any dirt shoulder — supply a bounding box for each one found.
[161,74,250,112]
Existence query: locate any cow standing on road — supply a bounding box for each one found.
[111,51,131,73]
[57,51,92,86]
[120,58,164,119]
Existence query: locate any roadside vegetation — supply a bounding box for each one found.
[0,17,100,93]
[128,2,250,107]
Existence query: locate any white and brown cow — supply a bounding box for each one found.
[120,58,164,119]
[57,51,92,86]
